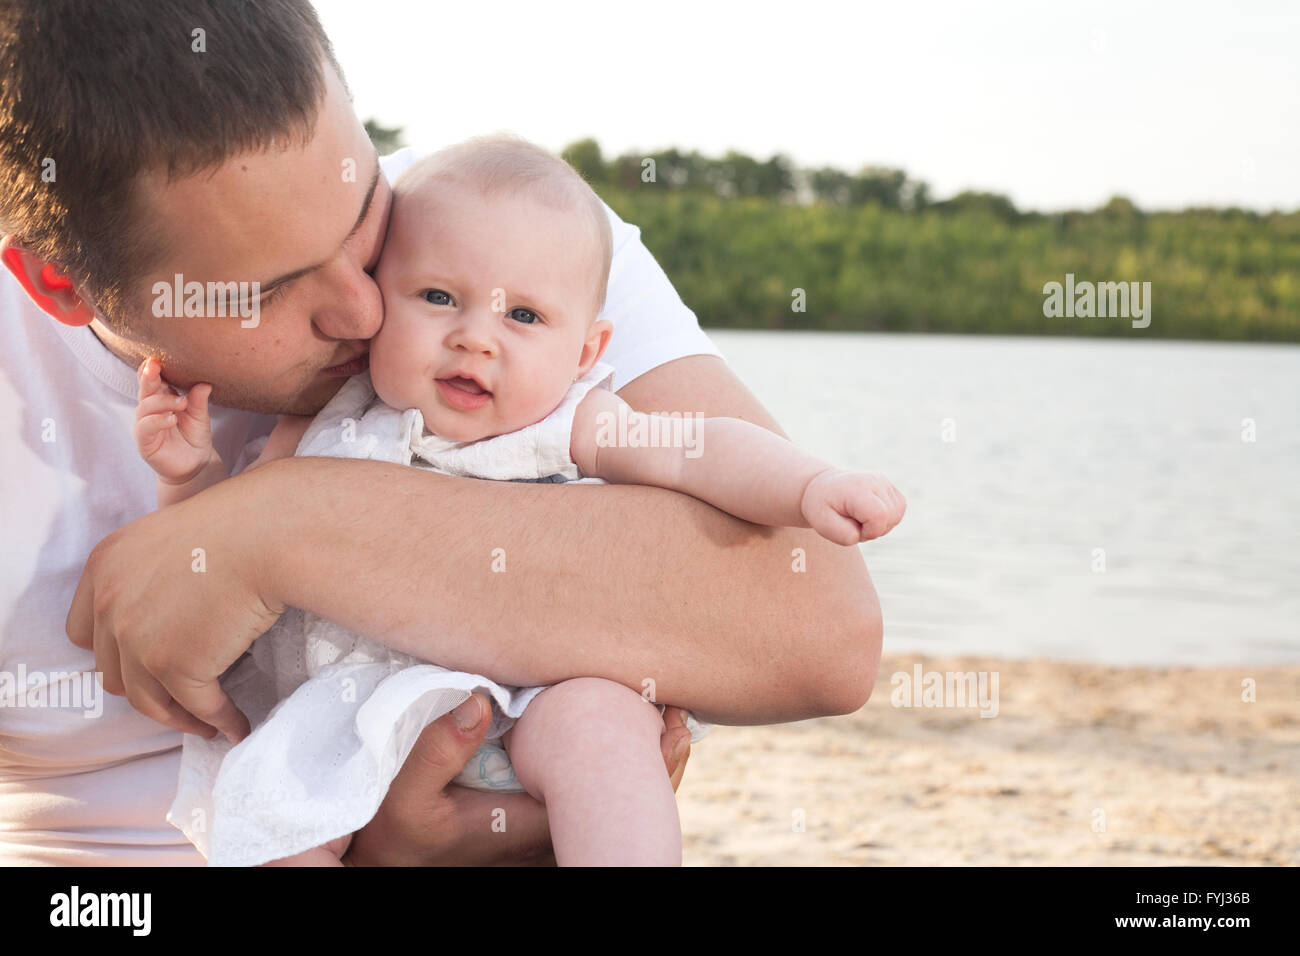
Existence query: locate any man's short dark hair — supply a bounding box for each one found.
[0,0,343,326]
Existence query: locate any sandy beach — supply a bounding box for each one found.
[678,655,1300,866]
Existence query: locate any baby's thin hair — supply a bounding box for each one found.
[394,133,614,317]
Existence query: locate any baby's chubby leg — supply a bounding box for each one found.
[502,677,681,866]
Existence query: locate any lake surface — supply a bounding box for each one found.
[706,331,1300,666]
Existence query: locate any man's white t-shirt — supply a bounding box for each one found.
[0,147,722,865]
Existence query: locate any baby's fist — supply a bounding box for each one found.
[800,468,906,545]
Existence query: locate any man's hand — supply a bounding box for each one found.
[65,475,283,744]
[344,693,694,866]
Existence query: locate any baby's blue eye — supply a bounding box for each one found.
[510,307,539,325]
[423,289,453,306]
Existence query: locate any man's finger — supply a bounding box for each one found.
[66,566,94,649]
[345,696,502,867]
[93,623,124,696]
[660,706,692,791]
[387,694,490,807]
[121,658,221,738]
[661,703,688,737]
[161,698,222,739]
[164,678,250,745]
[668,730,691,791]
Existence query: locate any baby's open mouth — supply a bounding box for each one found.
[441,376,488,395]
[436,376,493,411]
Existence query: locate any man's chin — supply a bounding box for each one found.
[209,375,346,417]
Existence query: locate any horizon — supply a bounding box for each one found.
[478,134,1300,216]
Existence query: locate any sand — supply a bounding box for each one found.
[678,655,1300,866]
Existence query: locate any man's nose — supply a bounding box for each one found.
[310,255,383,341]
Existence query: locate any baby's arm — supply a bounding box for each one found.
[134,358,314,507]
[571,388,905,545]
[134,358,228,508]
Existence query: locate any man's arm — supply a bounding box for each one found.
[606,353,883,717]
[259,354,881,725]
[69,355,882,736]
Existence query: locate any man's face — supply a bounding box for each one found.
[103,63,392,415]
[370,179,603,443]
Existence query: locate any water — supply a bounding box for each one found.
[706,330,1300,667]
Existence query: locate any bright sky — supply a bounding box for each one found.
[313,0,1299,213]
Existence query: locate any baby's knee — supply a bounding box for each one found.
[525,677,664,741]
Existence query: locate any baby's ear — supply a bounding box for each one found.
[576,318,613,378]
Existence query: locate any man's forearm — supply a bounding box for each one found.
[251,454,881,724]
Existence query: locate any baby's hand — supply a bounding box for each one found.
[133,357,217,484]
[800,468,906,545]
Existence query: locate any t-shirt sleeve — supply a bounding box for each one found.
[595,201,725,390]
[229,434,269,476]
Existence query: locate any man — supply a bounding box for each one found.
[0,0,882,865]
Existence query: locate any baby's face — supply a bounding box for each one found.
[369,179,609,442]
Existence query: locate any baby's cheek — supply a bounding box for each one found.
[508,370,573,432]
[368,351,395,406]
[368,323,415,410]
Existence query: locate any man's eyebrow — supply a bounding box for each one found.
[256,152,381,296]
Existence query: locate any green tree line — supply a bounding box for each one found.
[363,124,1300,341]
[562,139,1299,341]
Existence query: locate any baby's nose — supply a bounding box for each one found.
[448,311,498,355]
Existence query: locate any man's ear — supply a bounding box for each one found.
[0,235,96,326]
[575,318,613,380]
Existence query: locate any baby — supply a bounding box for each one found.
[134,134,906,866]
